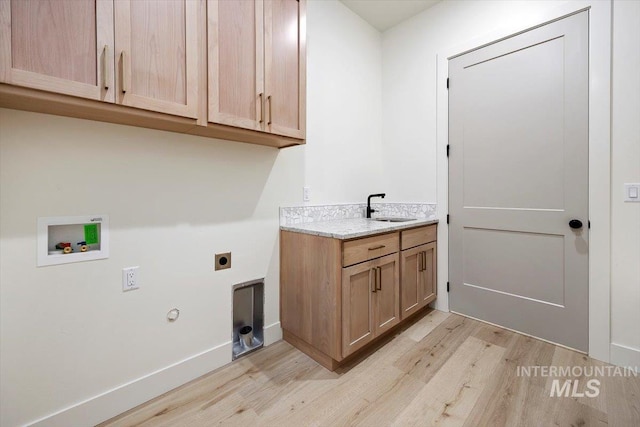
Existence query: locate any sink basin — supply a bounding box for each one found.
[372,217,416,222]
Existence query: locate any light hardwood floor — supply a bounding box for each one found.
[101,310,639,426]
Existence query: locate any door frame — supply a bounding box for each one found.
[435,1,612,363]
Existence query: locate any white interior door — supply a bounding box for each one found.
[448,11,589,351]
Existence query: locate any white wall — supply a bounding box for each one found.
[0,1,383,426]
[301,0,383,204]
[381,0,630,365]
[610,0,640,367]
[382,0,601,202]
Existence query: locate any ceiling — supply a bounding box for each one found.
[340,0,441,32]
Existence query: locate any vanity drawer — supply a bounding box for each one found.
[343,232,399,267]
[401,225,437,250]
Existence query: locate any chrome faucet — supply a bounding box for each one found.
[366,193,386,218]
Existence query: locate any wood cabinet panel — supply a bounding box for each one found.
[264,0,305,139]
[342,252,400,358]
[281,224,436,370]
[1,0,304,149]
[208,0,305,140]
[373,254,401,336]
[343,232,399,267]
[401,241,437,320]
[0,0,114,102]
[400,245,422,319]
[11,0,96,85]
[114,0,200,118]
[208,0,264,131]
[342,262,375,357]
[401,224,437,250]
[280,231,342,360]
[421,242,437,305]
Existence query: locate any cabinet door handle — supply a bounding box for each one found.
[368,245,385,251]
[377,267,382,291]
[121,51,128,94]
[371,268,376,293]
[267,95,272,125]
[259,93,264,123]
[422,251,427,271]
[103,45,109,90]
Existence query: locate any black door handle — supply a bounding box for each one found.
[569,219,583,229]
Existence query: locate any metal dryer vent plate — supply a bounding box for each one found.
[215,252,231,270]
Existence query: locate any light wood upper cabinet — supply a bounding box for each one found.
[208,0,264,131]
[0,0,304,148]
[0,0,114,102]
[264,0,306,139]
[114,0,201,118]
[209,0,306,139]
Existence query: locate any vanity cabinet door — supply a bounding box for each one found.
[420,242,437,305]
[342,252,400,358]
[372,253,401,336]
[401,242,437,320]
[400,245,422,319]
[342,260,375,358]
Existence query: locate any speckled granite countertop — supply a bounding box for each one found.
[280,218,439,240]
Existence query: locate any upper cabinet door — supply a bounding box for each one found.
[114,0,200,118]
[208,0,264,131]
[0,0,114,102]
[264,0,306,139]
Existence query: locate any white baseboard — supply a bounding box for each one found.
[27,322,283,427]
[610,343,640,370]
[264,321,282,345]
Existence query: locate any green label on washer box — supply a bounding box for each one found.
[84,224,99,245]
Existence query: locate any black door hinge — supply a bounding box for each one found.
[446,214,450,224]
[446,144,450,157]
[588,220,591,229]
[446,78,449,89]
[447,282,450,292]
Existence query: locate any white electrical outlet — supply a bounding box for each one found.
[122,266,139,292]
[624,183,640,202]
[303,186,311,202]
